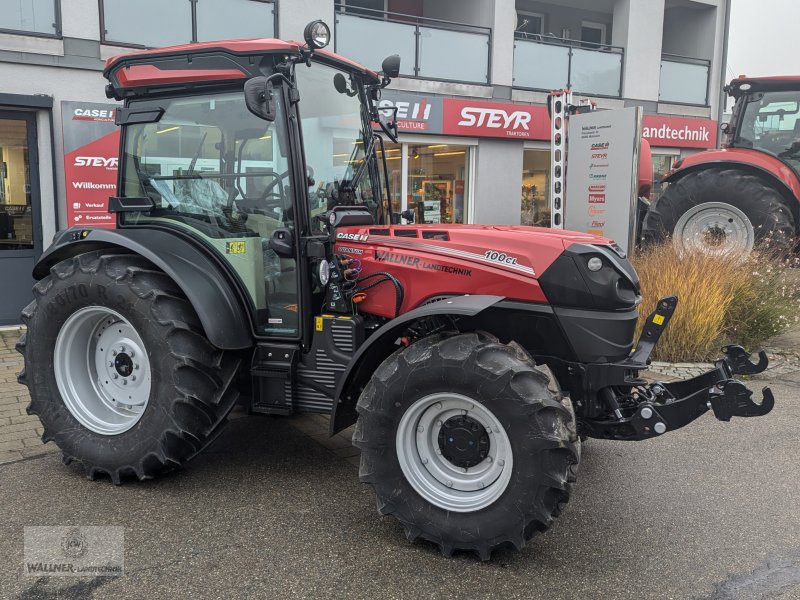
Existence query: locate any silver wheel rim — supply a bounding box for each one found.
[396,393,513,512]
[673,201,755,257]
[54,307,152,435]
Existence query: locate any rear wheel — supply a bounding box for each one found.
[353,332,579,560]
[16,250,241,483]
[642,168,796,256]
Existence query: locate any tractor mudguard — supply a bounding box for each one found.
[329,294,505,435]
[32,227,253,350]
[664,152,800,212]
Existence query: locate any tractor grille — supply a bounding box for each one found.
[331,321,355,354]
[292,349,346,412]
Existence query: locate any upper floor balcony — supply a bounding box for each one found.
[512,33,624,98]
[659,54,711,105]
[334,6,491,84]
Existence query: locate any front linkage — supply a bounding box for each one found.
[576,296,774,441]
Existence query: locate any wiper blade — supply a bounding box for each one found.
[348,134,377,191]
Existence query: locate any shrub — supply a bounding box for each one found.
[631,244,800,362]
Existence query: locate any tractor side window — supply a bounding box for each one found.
[119,91,300,338]
[738,92,800,168]
[295,63,381,232]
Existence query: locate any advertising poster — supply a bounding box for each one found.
[61,101,121,229]
[564,107,642,253]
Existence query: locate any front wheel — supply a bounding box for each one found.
[353,332,579,560]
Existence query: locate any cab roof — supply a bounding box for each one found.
[727,75,800,97]
[103,38,379,99]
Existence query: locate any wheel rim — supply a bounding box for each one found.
[54,307,152,435]
[396,393,513,512]
[673,201,755,257]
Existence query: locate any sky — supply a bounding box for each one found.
[727,0,796,79]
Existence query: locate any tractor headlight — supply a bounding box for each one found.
[318,259,330,286]
[304,20,331,50]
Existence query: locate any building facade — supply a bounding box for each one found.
[0,0,728,323]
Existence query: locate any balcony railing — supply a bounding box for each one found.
[334,8,491,84]
[512,34,624,97]
[659,54,710,106]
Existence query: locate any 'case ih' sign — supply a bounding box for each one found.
[61,101,120,229]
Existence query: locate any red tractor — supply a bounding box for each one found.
[643,76,800,255]
[17,22,775,559]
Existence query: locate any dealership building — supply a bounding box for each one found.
[0,0,729,323]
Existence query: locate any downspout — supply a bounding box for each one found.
[718,0,731,147]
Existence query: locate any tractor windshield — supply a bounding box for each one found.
[295,62,385,227]
[736,91,800,169]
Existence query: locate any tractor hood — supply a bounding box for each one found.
[335,223,608,279]
[333,224,640,317]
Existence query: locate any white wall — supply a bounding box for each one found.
[612,0,665,102]
[61,0,102,40]
[472,139,524,225]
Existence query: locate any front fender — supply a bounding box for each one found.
[330,294,505,435]
[34,227,253,350]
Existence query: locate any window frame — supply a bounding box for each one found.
[515,10,545,38]
[580,20,607,45]
[0,0,62,39]
[98,0,277,49]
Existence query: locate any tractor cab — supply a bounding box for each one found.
[724,76,800,171]
[103,23,398,338]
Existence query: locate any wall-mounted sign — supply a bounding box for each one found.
[378,90,717,150]
[61,101,120,229]
[564,106,643,253]
[642,115,717,149]
[377,91,549,140]
[442,98,549,139]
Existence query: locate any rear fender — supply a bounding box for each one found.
[665,154,800,225]
[330,295,505,434]
[33,227,253,350]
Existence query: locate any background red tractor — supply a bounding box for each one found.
[642,76,800,255]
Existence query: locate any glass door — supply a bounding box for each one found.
[0,112,41,325]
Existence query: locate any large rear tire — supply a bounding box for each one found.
[353,332,579,560]
[16,250,240,483]
[642,168,796,255]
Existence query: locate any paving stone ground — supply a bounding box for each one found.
[0,327,58,464]
[1,325,797,467]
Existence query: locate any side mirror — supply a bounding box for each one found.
[400,209,416,223]
[244,77,276,122]
[381,55,401,79]
[269,227,294,257]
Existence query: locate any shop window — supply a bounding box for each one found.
[0,0,59,36]
[651,154,675,202]
[101,0,274,48]
[521,149,550,227]
[407,144,469,224]
[0,119,34,250]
